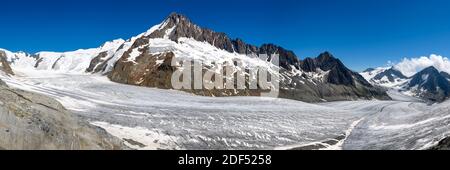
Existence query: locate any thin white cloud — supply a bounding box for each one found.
[393,54,450,77]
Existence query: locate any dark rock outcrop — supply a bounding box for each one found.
[429,136,450,150]
[300,52,370,86]
[86,51,110,73]
[110,50,176,89]
[0,51,14,75]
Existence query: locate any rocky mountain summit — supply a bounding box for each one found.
[143,13,301,70]
[405,66,450,102]
[100,13,390,102]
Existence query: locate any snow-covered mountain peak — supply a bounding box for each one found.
[402,66,450,102]
[99,39,125,51]
[360,67,409,88]
[143,12,204,41]
[165,12,190,24]
[360,67,390,81]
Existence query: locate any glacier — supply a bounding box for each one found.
[1,67,450,150]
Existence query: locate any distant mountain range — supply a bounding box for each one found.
[361,65,450,102]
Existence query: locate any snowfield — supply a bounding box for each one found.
[1,68,450,150]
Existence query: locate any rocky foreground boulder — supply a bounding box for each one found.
[0,79,127,150]
[429,136,450,150]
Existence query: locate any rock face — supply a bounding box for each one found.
[0,79,127,150]
[110,51,176,89]
[106,13,389,102]
[86,51,109,73]
[109,51,264,97]
[405,66,450,102]
[85,39,126,74]
[429,136,450,150]
[279,52,389,102]
[300,52,369,86]
[0,51,14,75]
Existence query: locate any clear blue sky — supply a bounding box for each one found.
[1,0,450,71]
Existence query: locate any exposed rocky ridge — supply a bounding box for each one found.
[279,52,389,102]
[0,51,14,75]
[85,39,126,74]
[405,66,450,102]
[86,51,109,73]
[0,78,127,150]
[147,13,301,70]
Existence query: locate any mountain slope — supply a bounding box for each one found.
[404,66,450,102]
[441,71,450,81]
[105,13,389,102]
[0,40,124,74]
[278,52,390,102]
[300,52,370,86]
